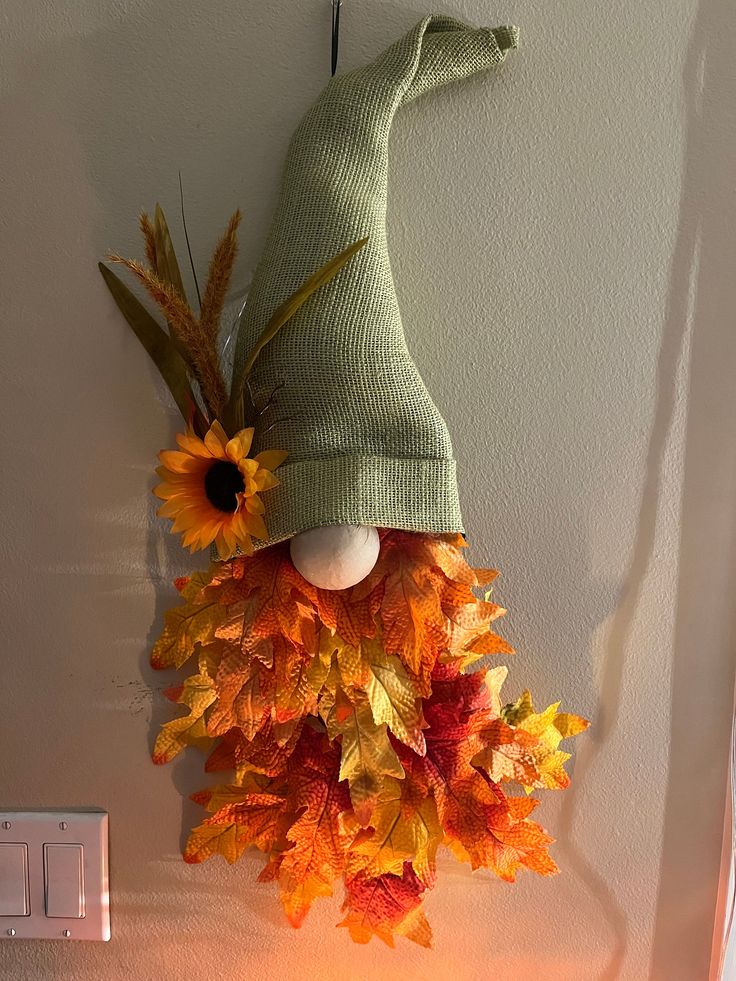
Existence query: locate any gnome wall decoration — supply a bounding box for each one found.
[102,16,588,948]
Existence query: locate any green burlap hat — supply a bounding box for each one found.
[233,15,518,546]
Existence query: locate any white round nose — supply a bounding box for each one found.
[289,525,380,590]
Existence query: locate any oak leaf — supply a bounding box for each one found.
[207,646,271,739]
[184,792,286,864]
[345,777,440,885]
[320,688,404,824]
[501,691,589,790]
[276,729,355,926]
[152,671,216,764]
[363,641,426,754]
[339,863,432,948]
[205,718,303,776]
[151,571,224,669]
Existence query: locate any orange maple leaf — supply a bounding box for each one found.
[205,718,303,776]
[152,531,586,946]
[275,728,355,926]
[339,863,432,948]
[184,793,287,864]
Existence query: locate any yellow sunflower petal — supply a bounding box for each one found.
[176,432,213,458]
[172,507,215,534]
[244,494,265,515]
[228,518,252,556]
[234,530,254,556]
[157,496,200,518]
[204,421,229,458]
[253,449,288,472]
[214,531,235,560]
[226,428,255,463]
[153,481,197,500]
[158,450,206,474]
[242,510,269,541]
[253,469,280,492]
[155,470,205,487]
[182,518,219,550]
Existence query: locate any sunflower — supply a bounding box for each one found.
[154,421,287,559]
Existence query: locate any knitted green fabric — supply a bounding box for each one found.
[233,16,518,547]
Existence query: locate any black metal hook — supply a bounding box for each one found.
[331,0,341,76]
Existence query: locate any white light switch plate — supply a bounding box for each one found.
[0,810,110,941]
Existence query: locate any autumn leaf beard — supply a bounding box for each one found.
[151,529,587,948]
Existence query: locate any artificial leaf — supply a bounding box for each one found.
[346,777,440,884]
[339,863,432,949]
[207,645,271,738]
[98,262,206,434]
[216,548,318,654]
[273,638,321,723]
[363,642,426,754]
[228,237,369,430]
[153,203,187,301]
[184,792,287,865]
[313,585,380,648]
[501,692,590,791]
[152,714,210,765]
[470,718,541,785]
[151,570,224,669]
[464,630,515,656]
[190,776,269,812]
[205,718,303,777]
[380,552,443,685]
[152,671,216,764]
[276,729,355,926]
[183,821,244,865]
[320,689,404,824]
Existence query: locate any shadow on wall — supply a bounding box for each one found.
[649,0,736,977]
[554,0,736,978]
[4,0,735,971]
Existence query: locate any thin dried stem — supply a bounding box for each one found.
[259,414,296,438]
[256,380,286,417]
[178,172,202,310]
[200,210,241,342]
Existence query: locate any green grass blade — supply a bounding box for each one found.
[99,262,206,434]
[226,236,368,430]
[154,204,188,304]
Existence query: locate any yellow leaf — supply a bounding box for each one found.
[363,641,426,755]
[184,821,243,864]
[151,571,224,669]
[190,776,268,812]
[500,691,589,792]
[320,689,404,824]
[306,629,336,691]
[153,715,210,765]
[554,712,590,740]
[332,634,371,689]
[346,778,440,885]
[484,666,509,716]
[152,671,216,764]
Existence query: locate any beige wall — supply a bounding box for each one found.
[2,1,736,979]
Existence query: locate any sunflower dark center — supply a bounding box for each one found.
[204,461,245,513]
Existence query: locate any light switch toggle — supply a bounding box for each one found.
[0,844,30,916]
[44,844,85,918]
